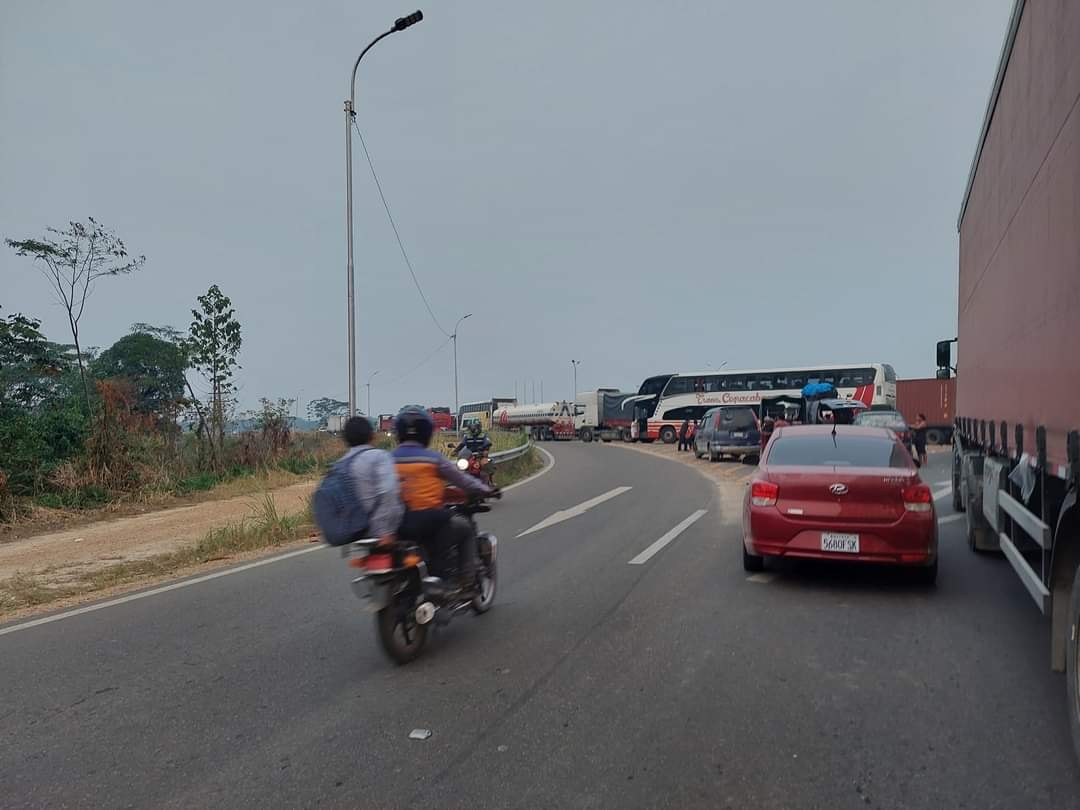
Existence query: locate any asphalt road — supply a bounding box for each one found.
[1,443,1078,809]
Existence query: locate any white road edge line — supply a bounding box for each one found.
[0,545,325,638]
[938,514,964,525]
[517,486,633,537]
[628,509,707,565]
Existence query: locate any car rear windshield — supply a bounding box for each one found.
[718,407,757,430]
[854,413,906,429]
[766,434,910,468]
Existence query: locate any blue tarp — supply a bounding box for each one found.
[801,382,837,400]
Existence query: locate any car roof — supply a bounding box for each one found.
[773,424,896,440]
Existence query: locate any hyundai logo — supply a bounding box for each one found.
[829,483,849,496]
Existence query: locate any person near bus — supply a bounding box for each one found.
[911,412,929,467]
[677,418,690,451]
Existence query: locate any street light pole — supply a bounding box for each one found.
[365,370,379,417]
[571,359,581,400]
[452,313,472,423]
[344,10,423,417]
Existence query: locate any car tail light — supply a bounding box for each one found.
[902,483,932,512]
[751,480,779,507]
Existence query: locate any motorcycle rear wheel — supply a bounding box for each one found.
[471,560,497,614]
[376,603,428,665]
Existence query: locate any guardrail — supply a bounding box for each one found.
[488,440,532,465]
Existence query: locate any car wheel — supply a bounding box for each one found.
[912,558,938,586]
[742,543,764,572]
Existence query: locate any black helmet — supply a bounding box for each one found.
[395,405,434,445]
[468,421,483,437]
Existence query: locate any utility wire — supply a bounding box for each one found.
[386,336,453,385]
[353,120,450,337]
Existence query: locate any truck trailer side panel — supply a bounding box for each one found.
[958,0,1080,471]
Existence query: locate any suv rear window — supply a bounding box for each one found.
[766,434,910,468]
[718,407,757,430]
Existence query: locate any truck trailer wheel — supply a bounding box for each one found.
[926,428,944,445]
[1068,564,1080,768]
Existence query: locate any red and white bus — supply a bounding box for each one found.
[631,364,897,444]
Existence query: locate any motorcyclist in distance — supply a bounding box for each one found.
[454,420,492,456]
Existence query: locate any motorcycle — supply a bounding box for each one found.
[453,445,495,487]
[344,488,498,664]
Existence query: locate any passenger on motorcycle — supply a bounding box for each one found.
[453,421,492,456]
[393,406,494,592]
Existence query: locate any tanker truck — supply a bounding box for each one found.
[493,401,576,441]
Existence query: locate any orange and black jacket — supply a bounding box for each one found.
[392,442,490,512]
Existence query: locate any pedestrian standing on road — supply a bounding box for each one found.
[912,412,929,467]
[687,418,697,453]
[677,418,690,451]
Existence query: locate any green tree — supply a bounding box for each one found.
[92,331,187,420]
[187,285,241,465]
[306,397,348,428]
[0,308,87,496]
[0,308,75,410]
[6,219,144,413]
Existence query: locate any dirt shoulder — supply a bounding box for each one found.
[0,481,317,583]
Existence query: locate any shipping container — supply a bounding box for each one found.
[946,0,1080,765]
[895,378,956,444]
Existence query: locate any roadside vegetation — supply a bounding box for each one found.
[0,445,545,616]
[1,218,359,529]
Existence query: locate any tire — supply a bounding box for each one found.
[376,601,428,665]
[581,428,594,443]
[471,558,497,614]
[1067,564,1080,768]
[659,426,677,445]
[912,558,938,586]
[693,445,703,459]
[965,489,991,553]
[709,446,718,463]
[926,428,944,446]
[743,543,764,572]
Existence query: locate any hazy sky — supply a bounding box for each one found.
[1,1,1013,415]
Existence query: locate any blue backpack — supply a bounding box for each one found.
[312,448,371,546]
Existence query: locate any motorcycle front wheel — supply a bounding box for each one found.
[376,601,428,665]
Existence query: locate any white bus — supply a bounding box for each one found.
[633,363,897,443]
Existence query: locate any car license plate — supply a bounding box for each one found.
[821,532,859,553]
[732,432,746,438]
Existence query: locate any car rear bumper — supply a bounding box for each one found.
[713,444,758,456]
[744,527,936,565]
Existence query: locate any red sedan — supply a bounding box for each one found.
[742,425,937,584]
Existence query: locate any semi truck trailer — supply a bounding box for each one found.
[946,0,1080,764]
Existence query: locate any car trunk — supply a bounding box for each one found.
[769,466,917,525]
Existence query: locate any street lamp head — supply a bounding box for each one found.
[394,10,423,31]
[463,313,472,320]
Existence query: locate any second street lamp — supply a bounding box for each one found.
[452,313,471,426]
[343,9,423,417]
[365,370,379,417]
